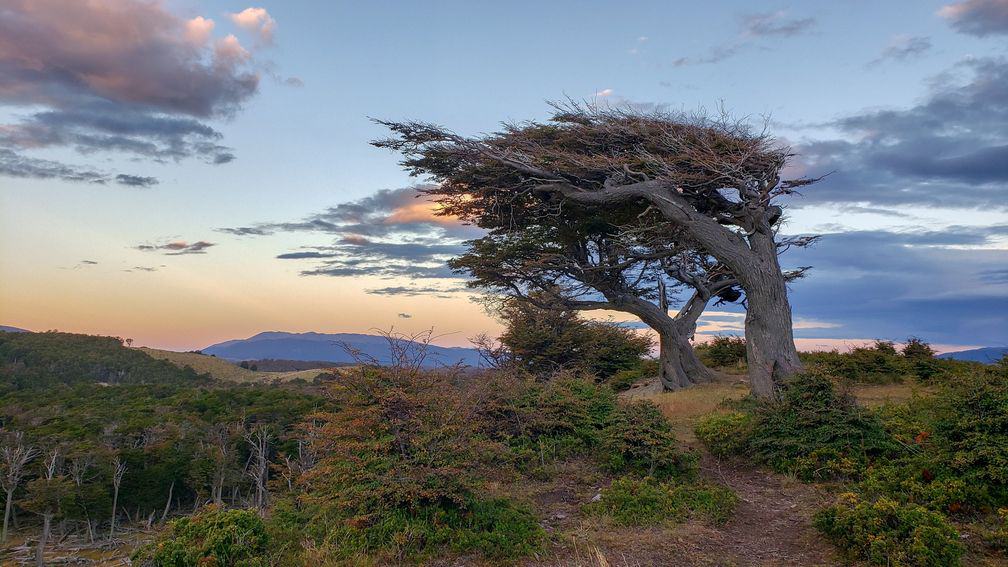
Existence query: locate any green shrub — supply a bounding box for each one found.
[802,342,910,384]
[133,507,270,567]
[583,476,736,526]
[695,373,899,480]
[696,336,747,369]
[601,400,697,479]
[479,373,619,470]
[814,493,964,566]
[934,371,1008,498]
[306,497,544,562]
[902,337,936,360]
[694,411,753,457]
[858,463,983,514]
[496,298,652,379]
[607,359,658,392]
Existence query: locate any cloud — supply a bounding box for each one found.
[939,0,1008,36]
[219,187,483,286]
[276,251,337,259]
[0,0,268,185]
[230,7,276,45]
[784,226,1008,345]
[136,240,216,255]
[673,10,814,67]
[741,11,816,37]
[791,56,1008,209]
[115,174,159,188]
[868,35,932,66]
[368,285,467,298]
[81,260,98,265]
[0,149,108,184]
[672,43,744,67]
[185,16,215,45]
[219,187,480,240]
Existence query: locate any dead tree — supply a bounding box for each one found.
[108,457,126,539]
[203,422,237,506]
[1,432,39,542]
[34,448,61,567]
[243,425,271,516]
[66,455,96,542]
[375,103,822,398]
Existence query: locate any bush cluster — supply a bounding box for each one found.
[133,507,271,567]
[694,363,1008,565]
[800,339,973,384]
[814,493,964,567]
[695,336,747,369]
[695,372,898,481]
[261,368,701,563]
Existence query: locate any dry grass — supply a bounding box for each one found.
[625,375,925,443]
[139,347,332,383]
[850,382,927,407]
[622,376,749,443]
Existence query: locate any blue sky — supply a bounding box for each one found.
[1,0,1006,351]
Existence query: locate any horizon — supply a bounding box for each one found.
[0,325,987,357]
[2,0,1007,353]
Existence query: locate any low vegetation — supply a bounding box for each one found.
[0,330,722,564]
[583,476,736,527]
[4,329,1005,565]
[695,341,1008,565]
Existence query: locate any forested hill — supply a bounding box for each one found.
[0,331,330,542]
[0,331,207,388]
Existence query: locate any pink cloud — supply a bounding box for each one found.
[229,7,276,45]
[185,16,215,46]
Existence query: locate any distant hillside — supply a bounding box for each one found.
[0,325,28,333]
[0,331,205,388]
[202,331,483,367]
[140,347,333,383]
[938,346,1008,363]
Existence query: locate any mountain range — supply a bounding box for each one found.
[937,346,1008,363]
[201,331,483,367]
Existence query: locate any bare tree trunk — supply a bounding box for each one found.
[160,481,174,523]
[2,433,39,542]
[739,236,803,399]
[2,488,13,543]
[243,426,271,517]
[108,458,125,540]
[108,488,118,540]
[656,326,714,390]
[36,514,50,567]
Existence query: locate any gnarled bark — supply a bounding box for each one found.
[736,237,803,398]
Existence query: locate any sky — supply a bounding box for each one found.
[1,0,1006,353]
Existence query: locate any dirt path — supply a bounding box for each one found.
[683,456,841,566]
[557,376,843,566]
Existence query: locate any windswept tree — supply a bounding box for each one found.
[375,103,819,397]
